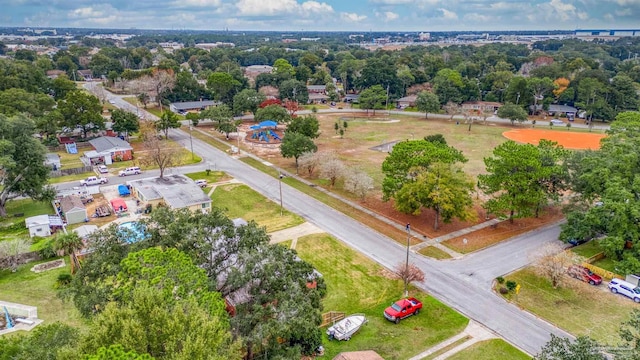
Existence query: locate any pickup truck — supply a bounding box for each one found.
[383,297,422,324]
[80,176,108,186]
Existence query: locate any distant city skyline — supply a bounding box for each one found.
[3,0,640,32]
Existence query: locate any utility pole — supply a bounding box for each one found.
[279,174,284,216]
[385,84,390,119]
[404,223,410,298]
[189,126,194,160]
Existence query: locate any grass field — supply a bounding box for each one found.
[446,339,530,360]
[0,259,86,331]
[0,199,53,241]
[502,268,635,345]
[418,246,453,259]
[571,240,604,259]
[295,233,468,359]
[211,183,304,233]
[183,170,231,184]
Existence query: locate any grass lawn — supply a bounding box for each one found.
[295,233,468,360]
[446,339,530,360]
[48,172,93,184]
[0,258,86,331]
[418,246,453,259]
[183,170,231,184]
[211,183,304,233]
[591,256,619,274]
[3,199,53,223]
[502,268,635,345]
[571,240,604,259]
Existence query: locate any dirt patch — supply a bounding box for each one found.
[503,129,605,150]
[443,207,565,253]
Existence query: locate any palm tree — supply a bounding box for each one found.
[54,232,84,274]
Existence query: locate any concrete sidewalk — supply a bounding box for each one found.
[269,222,324,249]
[409,320,498,360]
[411,218,503,258]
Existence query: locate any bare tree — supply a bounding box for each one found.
[532,243,578,289]
[443,101,461,121]
[139,122,180,179]
[149,69,176,109]
[319,158,346,187]
[297,151,321,176]
[481,107,494,124]
[0,238,30,272]
[344,169,374,201]
[394,262,426,294]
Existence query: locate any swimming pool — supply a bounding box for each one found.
[118,221,150,244]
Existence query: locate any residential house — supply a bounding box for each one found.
[396,95,418,108]
[169,100,219,114]
[59,195,87,225]
[44,153,61,170]
[307,85,329,104]
[46,70,66,79]
[343,94,360,103]
[76,69,93,81]
[461,101,503,114]
[529,104,578,119]
[128,174,212,213]
[244,65,273,80]
[85,136,133,165]
[73,225,98,240]
[25,215,64,238]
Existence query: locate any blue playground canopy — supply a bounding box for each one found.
[258,120,278,128]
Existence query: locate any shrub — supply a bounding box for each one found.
[37,240,57,259]
[499,287,509,294]
[506,280,517,292]
[56,273,72,287]
[496,276,505,284]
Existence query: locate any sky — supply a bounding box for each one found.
[3,0,640,32]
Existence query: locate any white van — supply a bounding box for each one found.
[118,166,141,177]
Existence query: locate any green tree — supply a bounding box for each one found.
[394,162,476,230]
[111,109,140,139]
[0,88,55,117]
[233,88,264,115]
[86,345,154,360]
[207,72,241,104]
[155,110,181,139]
[619,309,640,359]
[286,115,320,139]
[50,75,77,100]
[0,115,55,217]
[280,132,317,173]
[528,77,556,108]
[497,103,528,125]
[278,79,308,104]
[0,322,80,360]
[54,232,84,271]
[432,68,465,105]
[358,85,387,115]
[57,90,104,137]
[254,104,290,124]
[80,286,242,360]
[137,92,150,108]
[415,91,440,119]
[201,104,238,139]
[534,334,605,360]
[273,58,295,76]
[381,139,467,201]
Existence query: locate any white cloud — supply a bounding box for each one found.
[615,8,633,15]
[376,11,399,21]
[69,7,105,19]
[173,0,222,7]
[340,12,367,22]
[463,13,491,22]
[235,0,333,17]
[438,8,458,20]
[369,0,413,4]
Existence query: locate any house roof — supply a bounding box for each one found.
[60,195,86,213]
[25,215,50,228]
[89,136,132,153]
[45,153,60,163]
[549,104,578,113]
[307,85,326,91]
[170,100,219,111]
[77,69,92,76]
[396,95,418,103]
[309,93,329,100]
[333,351,385,360]
[129,175,211,209]
[344,94,360,100]
[245,65,273,72]
[73,225,98,238]
[462,101,503,106]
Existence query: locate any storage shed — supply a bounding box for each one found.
[60,195,88,225]
[25,215,63,238]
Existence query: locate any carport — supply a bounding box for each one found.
[110,198,128,213]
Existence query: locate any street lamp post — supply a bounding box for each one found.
[404,223,410,297]
[279,174,284,216]
[189,126,194,160]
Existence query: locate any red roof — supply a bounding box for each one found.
[110,198,128,212]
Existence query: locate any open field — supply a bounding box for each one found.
[295,233,468,359]
[211,183,304,233]
[503,128,606,150]
[0,259,87,331]
[502,268,635,345]
[446,339,530,360]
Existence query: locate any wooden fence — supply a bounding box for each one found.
[320,311,345,327]
[50,165,94,178]
[581,252,623,280]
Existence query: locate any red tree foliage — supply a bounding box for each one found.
[259,98,282,108]
[284,100,301,117]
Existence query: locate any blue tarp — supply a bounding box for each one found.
[118,184,131,196]
[250,125,261,130]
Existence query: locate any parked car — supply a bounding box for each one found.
[567,265,602,285]
[568,238,589,246]
[80,176,108,186]
[195,179,208,188]
[550,119,564,125]
[97,165,109,173]
[119,167,141,177]
[383,297,422,324]
[608,279,640,302]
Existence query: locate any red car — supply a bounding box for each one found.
[568,265,602,285]
[383,297,422,324]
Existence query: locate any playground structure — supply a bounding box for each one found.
[246,120,284,144]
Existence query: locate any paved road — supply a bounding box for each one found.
[166,127,571,356]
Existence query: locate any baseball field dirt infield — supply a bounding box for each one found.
[502,129,606,150]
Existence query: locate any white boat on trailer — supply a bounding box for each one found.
[326,313,367,341]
